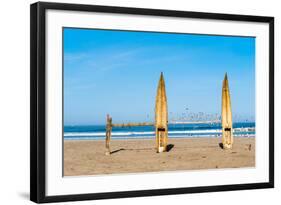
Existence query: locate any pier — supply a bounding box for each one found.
[170,120,220,124]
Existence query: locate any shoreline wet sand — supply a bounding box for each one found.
[64,137,255,176]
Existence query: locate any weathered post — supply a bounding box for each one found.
[221,73,233,149]
[105,114,112,155]
[155,72,168,153]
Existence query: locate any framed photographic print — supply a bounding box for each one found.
[30,1,274,203]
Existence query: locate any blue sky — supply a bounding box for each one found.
[64,28,255,125]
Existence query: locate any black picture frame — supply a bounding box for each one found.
[30,1,274,203]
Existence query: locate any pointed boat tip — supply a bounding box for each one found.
[159,72,164,80]
[224,72,228,81]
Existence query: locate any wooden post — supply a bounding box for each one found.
[221,73,233,149]
[105,114,112,155]
[155,72,168,153]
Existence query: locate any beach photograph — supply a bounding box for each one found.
[63,28,255,176]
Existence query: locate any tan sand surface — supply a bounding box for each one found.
[64,137,255,176]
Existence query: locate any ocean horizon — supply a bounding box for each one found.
[64,122,255,140]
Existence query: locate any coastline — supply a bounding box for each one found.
[64,137,255,176]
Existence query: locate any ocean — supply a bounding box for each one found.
[64,122,255,140]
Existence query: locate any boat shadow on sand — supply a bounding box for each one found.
[110,144,175,154]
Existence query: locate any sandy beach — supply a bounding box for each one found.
[64,137,255,176]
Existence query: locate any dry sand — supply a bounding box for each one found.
[64,137,255,176]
